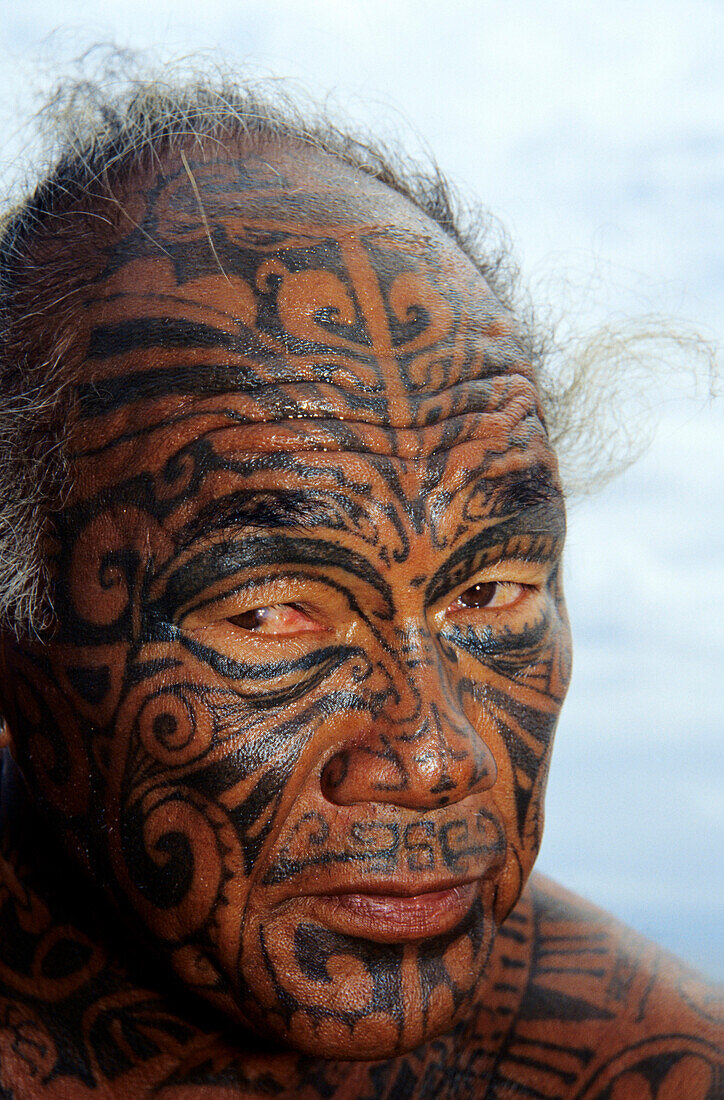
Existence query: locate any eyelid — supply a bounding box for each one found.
[472,556,551,579]
[179,574,326,629]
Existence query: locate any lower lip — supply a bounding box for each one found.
[305,882,478,942]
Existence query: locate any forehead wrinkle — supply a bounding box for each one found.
[64,204,533,492]
[71,414,551,474]
[72,363,540,445]
[67,377,554,504]
[74,372,532,421]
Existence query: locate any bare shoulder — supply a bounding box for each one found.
[495,872,723,1098]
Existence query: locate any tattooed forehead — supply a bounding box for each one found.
[66,145,552,492]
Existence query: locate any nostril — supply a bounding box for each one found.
[320,750,351,801]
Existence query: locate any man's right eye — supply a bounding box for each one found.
[227,604,323,635]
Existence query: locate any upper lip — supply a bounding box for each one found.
[263,805,507,901]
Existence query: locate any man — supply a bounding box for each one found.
[0,73,720,1098]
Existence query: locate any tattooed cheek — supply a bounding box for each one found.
[441,607,552,670]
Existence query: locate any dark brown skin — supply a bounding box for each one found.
[0,141,720,1097]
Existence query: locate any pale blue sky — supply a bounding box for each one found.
[2,0,722,977]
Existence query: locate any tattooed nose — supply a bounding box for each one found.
[320,699,497,809]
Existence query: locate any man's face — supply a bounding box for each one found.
[3,144,571,1059]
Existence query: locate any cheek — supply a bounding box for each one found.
[105,667,277,934]
[98,641,370,996]
[460,611,572,920]
[6,667,93,815]
[110,786,239,944]
[4,630,309,1006]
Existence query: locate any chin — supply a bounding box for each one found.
[233,974,478,1062]
[215,884,497,1060]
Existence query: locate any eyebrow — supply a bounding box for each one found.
[154,532,394,623]
[178,490,339,547]
[491,466,564,513]
[425,500,566,605]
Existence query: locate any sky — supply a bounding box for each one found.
[1,0,722,977]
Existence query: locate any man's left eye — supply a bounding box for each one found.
[451,581,527,612]
[227,604,322,635]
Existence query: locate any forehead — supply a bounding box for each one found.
[66,142,555,510]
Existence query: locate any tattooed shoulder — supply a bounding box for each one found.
[494,873,724,1099]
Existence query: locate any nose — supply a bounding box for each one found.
[320,649,497,810]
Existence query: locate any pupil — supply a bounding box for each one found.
[459,582,495,608]
[230,609,265,630]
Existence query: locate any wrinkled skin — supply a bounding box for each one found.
[0,142,720,1098]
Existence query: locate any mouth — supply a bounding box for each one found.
[298,880,481,942]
